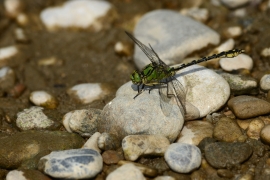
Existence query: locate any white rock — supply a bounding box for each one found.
[29,90,58,109]
[154,176,176,180]
[16,106,54,130]
[220,54,253,71]
[214,39,235,53]
[0,46,18,60]
[62,109,101,137]
[261,47,270,57]
[4,0,24,18]
[233,8,247,17]
[67,83,110,104]
[220,0,250,8]
[180,7,209,22]
[260,74,270,91]
[132,10,220,69]
[165,143,201,173]
[114,41,131,56]
[122,135,170,161]
[246,119,265,140]
[6,170,26,180]
[82,132,101,153]
[39,149,103,179]
[106,163,146,180]
[176,121,214,145]
[226,26,242,38]
[40,0,113,31]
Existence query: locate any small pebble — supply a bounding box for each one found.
[62,109,101,137]
[40,0,115,31]
[114,41,132,56]
[246,119,265,140]
[213,117,243,142]
[228,95,270,119]
[122,135,170,161]
[217,169,234,178]
[82,132,101,153]
[225,26,242,38]
[4,0,24,18]
[204,142,252,168]
[38,57,63,66]
[67,83,111,104]
[102,150,123,165]
[214,38,235,53]
[6,169,51,180]
[98,132,121,150]
[39,149,103,179]
[260,74,270,91]
[165,143,201,173]
[0,46,18,61]
[29,91,58,109]
[0,66,16,91]
[261,47,270,57]
[154,176,176,180]
[106,163,146,180]
[176,121,214,145]
[180,7,209,22]
[260,124,270,145]
[220,54,253,71]
[16,106,54,130]
[14,28,29,43]
[220,0,250,8]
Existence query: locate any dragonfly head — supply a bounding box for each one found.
[130,70,142,85]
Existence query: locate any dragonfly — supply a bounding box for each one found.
[126,31,244,117]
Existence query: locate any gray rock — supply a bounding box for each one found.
[132,10,220,69]
[39,149,102,179]
[228,95,270,119]
[219,72,258,95]
[106,163,146,180]
[122,135,170,161]
[16,106,54,130]
[260,74,270,91]
[0,131,84,169]
[164,143,201,173]
[204,142,252,168]
[0,66,16,91]
[97,132,121,150]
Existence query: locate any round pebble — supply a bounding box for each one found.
[228,95,270,119]
[0,46,18,61]
[246,119,265,140]
[261,47,270,57]
[82,132,101,153]
[97,132,121,151]
[40,0,115,31]
[102,150,123,165]
[133,10,220,69]
[176,121,214,145]
[165,143,201,173]
[260,124,270,145]
[29,91,58,109]
[260,74,270,91]
[16,106,54,130]
[220,54,253,71]
[213,38,235,53]
[180,7,209,22]
[225,26,242,38]
[67,83,111,104]
[4,0,24,18]
[0,66,16,91]
[220,0,250,8]
[122,135,170,161]
[6,169,50,180]
[39,149,103,179]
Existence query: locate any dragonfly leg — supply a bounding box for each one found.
[134,84,145,99]
[148,85,155,94]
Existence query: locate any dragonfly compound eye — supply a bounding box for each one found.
[130,71,141,84]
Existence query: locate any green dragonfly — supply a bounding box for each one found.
[126,31,244,116]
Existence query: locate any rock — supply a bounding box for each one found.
[176,121,214,145]
[16,106,55,130]
[260,74,270,91]
[213,38,235,53]
[225,26,242,38]
[216,169,234,179]
[114,41,132,56]
[180,7,209,22]
[247,119,265,140]
[106,163,146,180]
[38,56,63,66]
[102,150,124,165]
[220,0,250,8]
[29,91,58,109]
[118,160,158,177]
[122,135,170,161]
[228,96,270,119]
[213,117,243,142]
[39,149,102,179]
[220,54,253,71]
[198,137,217,154]
[154,176,176,180]
[133,10,220,69]
[204,142,252,168]
[62,109,101,137]
[82,132,101,153]
[260,124,270,145]
[97,132,121,150]
[67,83,111,104]
[165,143,201,173]
[98,65,230,142]
[219,72,258,95]
[0,66,16,91]
[14,28,29,43]
[261,47,270,57]
[0,131,84,169]
[40,0,116,31]
[0,46,18,62]
[6,169,51,180]
[4,0,24,18]
[139,157,170,173]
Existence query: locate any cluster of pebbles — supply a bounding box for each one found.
[1,0,270,179]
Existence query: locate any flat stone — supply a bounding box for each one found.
[220,54,253,71]
[228,95,270,119]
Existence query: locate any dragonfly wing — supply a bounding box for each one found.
[159,83,173,116]
[170,77,186,116]
[126,31,168,66]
